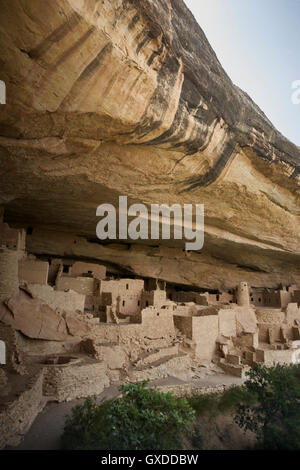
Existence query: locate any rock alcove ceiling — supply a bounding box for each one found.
[0,0,299,289]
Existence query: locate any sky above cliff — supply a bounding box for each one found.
[184,0,300,146]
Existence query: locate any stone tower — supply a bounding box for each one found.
[236,282,250,307]
[0,217,25,302]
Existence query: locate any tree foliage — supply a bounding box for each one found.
[62,381,195,450]
[235,363,300,450]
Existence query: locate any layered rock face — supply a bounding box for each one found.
[0,0,299,289]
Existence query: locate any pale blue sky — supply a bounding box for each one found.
[184,0,300,145]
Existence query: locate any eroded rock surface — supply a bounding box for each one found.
[0,289,90,341]
[0,0,299,288]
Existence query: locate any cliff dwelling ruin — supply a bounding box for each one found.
[0,0,300,451]
[1,217,300,448]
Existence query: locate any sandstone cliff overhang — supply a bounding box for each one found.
[0,0,299,289]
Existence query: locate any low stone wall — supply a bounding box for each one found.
[43,358,109,402]
[255,308,285,324]
[0,369,45,449]
[90,321,176,359]
[256,348,300,365]
[154,382,228,398]
[129,354,192,383]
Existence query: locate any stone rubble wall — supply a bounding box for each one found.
[0,369,45,449]
[43,360,109,402]
[154,382,229,398]
[129,354,192,383]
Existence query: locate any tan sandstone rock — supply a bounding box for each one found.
[0,0,299,289]
[2,290,69,341]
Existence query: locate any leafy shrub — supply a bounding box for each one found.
[234,363,300,450]
[61,381,195,450]
[188,385,254,417]
[188,393,219,416]
[218,385,256,412]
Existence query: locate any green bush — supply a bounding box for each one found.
[61,381,195,450]
[218,385,256,412]
[234,363,300,450]
[188,385,255,417]
[188,393,219,416]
